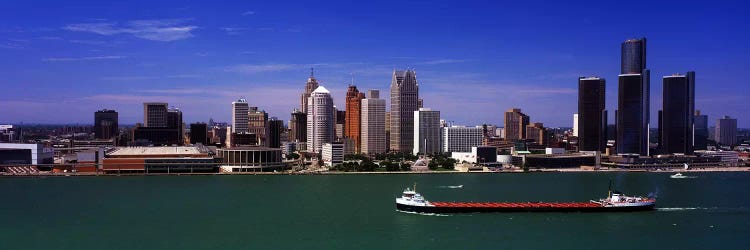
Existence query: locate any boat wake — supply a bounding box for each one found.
[438,185,463,189]
[395,209,451,216]
[657,207,749,212]
[657,207,705,211]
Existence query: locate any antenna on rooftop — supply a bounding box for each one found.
[310,67,314,77]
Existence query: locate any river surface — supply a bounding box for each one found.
[1,172,748,249]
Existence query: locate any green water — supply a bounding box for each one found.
[1,172,749,249]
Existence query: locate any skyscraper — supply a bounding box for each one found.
[232,98,249,133]
[268,118,284,148]
[361,90,386,154]
[390,69,419,153]
[621,38,646,74]
[167,107,184,144]
[578,77,607,152]
[190,123,208,145]
[660,72,695,155]
[289,109,307,143]
[503,108,529,140]
[617,71,650,155]
[300,68,319,115]
[94,109,118,139]
[248,107,268,146]
[716,116,738,146]
[413,108,441,155]
[143,102,168,127]
[345,85,366,153]
[307,86,334,153]
[694,110,709,150]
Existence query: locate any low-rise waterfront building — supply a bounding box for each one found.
[103,146,216,173]
[322,142,344,167]
[217,147,285,172]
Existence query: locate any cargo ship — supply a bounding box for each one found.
[395,184,655,213]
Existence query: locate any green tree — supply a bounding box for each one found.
[428,160,439,170]
[384,161,400,171]
[400,162,411,171]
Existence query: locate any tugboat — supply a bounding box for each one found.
[395,183,655,213]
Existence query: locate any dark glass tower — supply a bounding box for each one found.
[268,118,284,148]
[621,38,647,74]
[578,77,607,152]
[660,72,695,154]
[617,71,650,156]
[190,123,208,145]
[94,109,118,139]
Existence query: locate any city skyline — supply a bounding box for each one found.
[1,1,748,127]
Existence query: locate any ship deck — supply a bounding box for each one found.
[430,201,602,208]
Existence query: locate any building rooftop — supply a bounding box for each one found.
[312,86,330,94]
[108,146,205,156]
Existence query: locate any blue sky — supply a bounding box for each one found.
[1,0,748,127]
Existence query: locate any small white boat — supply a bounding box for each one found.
[670,173,697,179]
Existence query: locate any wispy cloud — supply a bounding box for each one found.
[225,63,301,74]
[100,74,201,81]
[221,27,247,35]
[418,59,467,65]
[43,55,126,62]
[63,19,198,42]
[242,11,255,16]
[0,42,24,49]
[69,39,108,45]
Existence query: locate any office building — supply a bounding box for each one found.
[307,86,335,153]
[443,126,483,153]
[694,110,709,150]
[345,85,366,153]
[716,116,738,146]
[94,109,119,139]
[248,108,268,146]
[390,69,419,153]
[413,108,441,155]
[0,143,54,165]
[578,77,607,152]
[572,114,579,137]
[289,110,307,143]
[617,71,650,156]
[268,118,284,148]
[167,108,183,144]
[322,142,344,167]
[526,122,548,146]
[621,38,646,74]
[190,123,208,145]
[384,111,391,151]
[361,90,386,154]
[504,108,529,140]
[232,98,249,133]
[660,72,695,154]
[143,102,168,127]
[300,68,319,114]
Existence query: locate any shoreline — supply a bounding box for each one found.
[1,166,748,177]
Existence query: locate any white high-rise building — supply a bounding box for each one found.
[361,90,386,154]
[307,86,334,153]
[573,113,579,137]
[443,126,483,153]
[413,108,441,155]
[232,98,249,133]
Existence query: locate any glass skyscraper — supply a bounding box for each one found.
[660,72,695,154]
[621,38,646,74]
[577,77,607,152]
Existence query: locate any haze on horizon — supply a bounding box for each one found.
[1,0,748,127]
